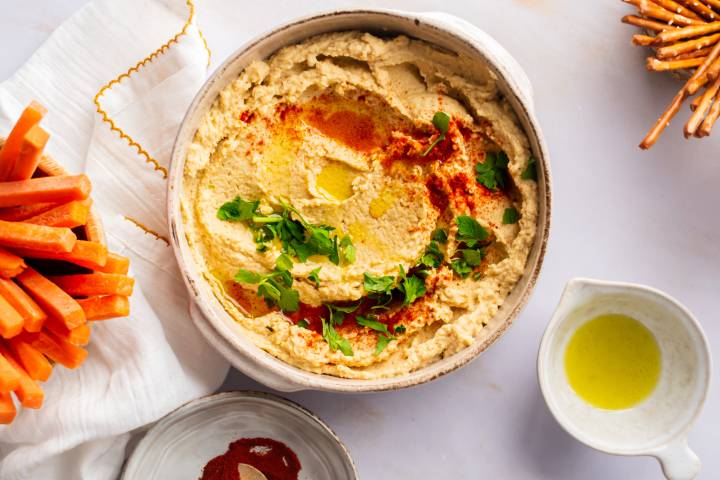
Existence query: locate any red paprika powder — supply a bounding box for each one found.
[199,437,300,480]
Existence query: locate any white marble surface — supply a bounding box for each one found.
[2,0,719,478]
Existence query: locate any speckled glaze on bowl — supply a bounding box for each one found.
[167,9,552,392]
[121,391,358,480]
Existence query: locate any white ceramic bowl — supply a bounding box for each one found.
[538,278,712,480]
[121,391,357,479]
[168,8,552,392]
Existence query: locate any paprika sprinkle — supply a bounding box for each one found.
[199,437,301,480]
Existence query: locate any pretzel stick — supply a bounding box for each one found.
[654,21,720,43]
[640,40,720,148]
[624,0,705,26]
[691,94,703,109]
[688,56,720,93]
[647,56,708,69]
[675,45,714,58]
[685,75,720,135]
[697,93,720,135]
[656,32,720,58]
[703,0,720,11]
[622,14,678,30]
[675,0,718,21]
[653,0,705,20]
[634,34,661,45]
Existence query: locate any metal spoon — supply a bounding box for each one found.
[238,463,268,480]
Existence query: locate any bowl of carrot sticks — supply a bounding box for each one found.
[622,0,720,148]
[0,101,134,425]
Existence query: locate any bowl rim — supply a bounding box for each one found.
[167,7,553,392]
[536,277,712,456]
[120,390,358,479]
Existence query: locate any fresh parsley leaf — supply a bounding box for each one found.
[503,207,520,225]
[363,272,395,294]
[393,324,406,334]
[456,216,489,247]
[460,248,484,267]
[325,303,359,326]
[234,270,262,284]
[308,267,321,288]
[322,318,353,356]
[275,253,293,272]
[431,228,448,243]
[399,275,426,305]
[450,258,473,278]
[472,271,483,280]
[375,333,395,355]
[278,288,299,312]
[475,150,510,190]
[297,319,309,329]
[420,241,443,268]
[217,197,259,221]
[356,315,391,334]
[339,236,356,264]
[521,155,538,181]
[421,112,450,156]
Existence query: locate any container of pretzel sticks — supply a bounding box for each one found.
[622,0,720,148]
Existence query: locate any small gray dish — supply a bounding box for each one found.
[121,391,358,480]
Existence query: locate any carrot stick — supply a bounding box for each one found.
[7,124,49,181]
[0,220,76,253]
[0,353,21,392]
[0,391,16,424]
[27,330,87,370]
[0,174,91,208]
[13,240,107,270]
[0,101,47,180]
[0,202,58,222]
[48,273,134,297]
[16,267,85,329]
[78,295,130,320]
[24,199,90,229]
[95,252,129,274]
[44,316,90,346]
[0,247,25,277]
[0,344,43,408]
[0,294,24,339]
[7,338,51,382]
[0,278,46,332]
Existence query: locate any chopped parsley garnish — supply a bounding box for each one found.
[421,112,450,157]
[325,302,359,326]
[475,151,509,190]
[217,197,355,267]
[431,228,448,243]
[308,267,321,288]
[398,274,426,306]
[521,155,538,181]
[297,319,309,329]
[235,253,299,312]
[393,324,407,334]
[363,272,395,294]
[322,318,353,356]
[375,334,394,355]
[450,216,490,278]
[503,207,520,225]
[420,240,444,269]
[356,315,396,355]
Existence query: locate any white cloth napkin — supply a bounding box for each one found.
[0,1,229,478]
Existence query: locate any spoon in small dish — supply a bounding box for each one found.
[238,463,268,480]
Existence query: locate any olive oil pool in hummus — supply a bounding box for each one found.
[564,314,661,410]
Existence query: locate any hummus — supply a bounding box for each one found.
[182,32,538,379]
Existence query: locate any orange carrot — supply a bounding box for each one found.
[0,344,43,408]
[0,391,16,424]
[48,273,134,297]
[7,338,51,382]
[0,174,91,208]
[0,294,24,339]
[0,101,47,180]
[27,330,87,370]
[0,278,46,332]
[95,252,129,274]
[78,295,130,320]
[24,199,90,229]
[0,202,58,221]
[13,240,107,270]
[8,124,49,181]
[0,247,25,277]
[44,316,90,346]
[0,220,76,253]
[0,353,21,393]
[16,267,85,329]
